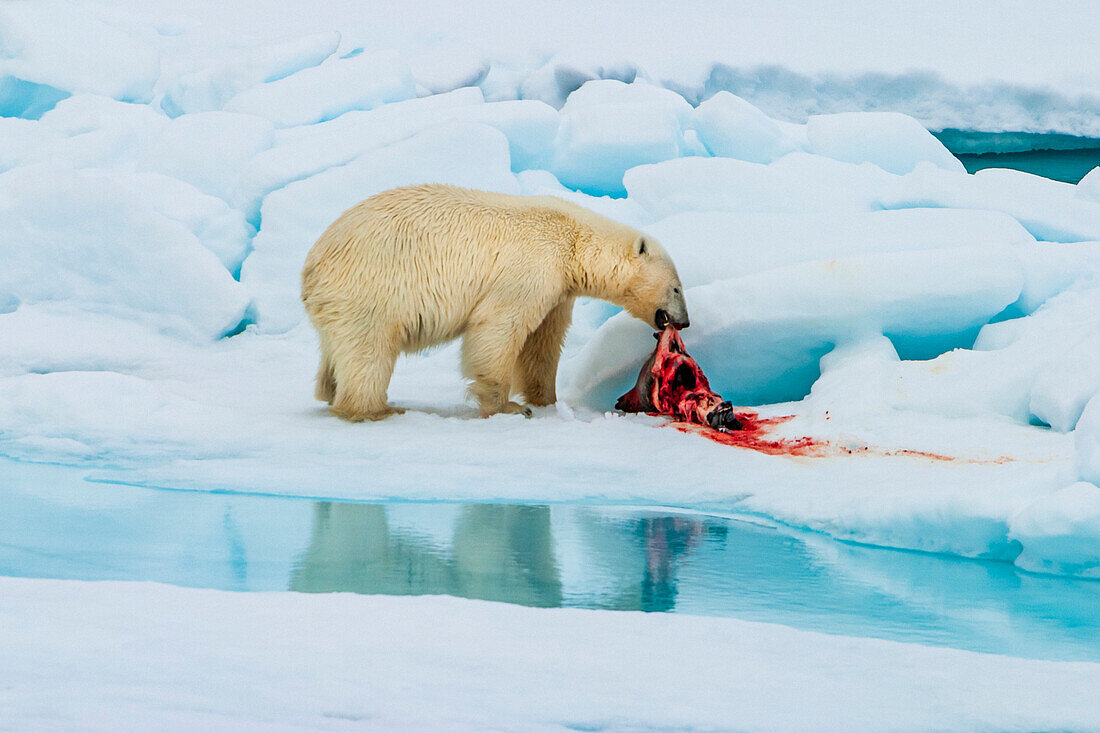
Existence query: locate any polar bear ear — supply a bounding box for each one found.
[634,237,648,257]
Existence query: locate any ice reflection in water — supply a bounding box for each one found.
[2,459,1100,661]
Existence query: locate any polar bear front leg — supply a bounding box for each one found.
[328,325,405,421]
[462,316,534,418]
[516,297,574,407]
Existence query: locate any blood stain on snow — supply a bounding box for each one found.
[671,413,827,457]
[676,413,1004,462]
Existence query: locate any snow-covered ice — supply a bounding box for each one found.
[645,208,1034,289]
[0,164,248,338]
[6,576,1100,732]
[1078,394,1100,486]
[3,1,1100,729]
[624,154,894,218]
[1011,481,1100,578]
[135,110,275,206]
[222,49,416,128]
[0,0,159,105]
[549,79,695,195]
[159,31,342,116]
[805,111,964,175]
[882,165,1100,243]
[691,91,802,164]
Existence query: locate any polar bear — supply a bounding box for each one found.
[301,184,689,421]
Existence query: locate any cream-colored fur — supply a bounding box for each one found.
[301,184,688,421]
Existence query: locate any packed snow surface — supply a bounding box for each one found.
[5,576,1100,732]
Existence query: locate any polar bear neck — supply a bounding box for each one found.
[526,198,642,303]
[565,228,636,303]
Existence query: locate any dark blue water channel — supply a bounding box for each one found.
[3,459,1099,662]
[934,129,1100,184]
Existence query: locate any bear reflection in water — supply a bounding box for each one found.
[640,517,705,612]
[289,503,720,612]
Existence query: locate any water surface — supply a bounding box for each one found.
[935,129,1100,183]
[3,459,1099,662]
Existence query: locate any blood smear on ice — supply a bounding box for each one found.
[672,414,827,456]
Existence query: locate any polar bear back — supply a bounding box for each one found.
[302,184,598,351]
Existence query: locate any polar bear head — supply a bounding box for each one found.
[620,234,690,330]
[573,227,689,330]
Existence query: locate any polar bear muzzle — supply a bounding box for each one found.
[656,285,690,329]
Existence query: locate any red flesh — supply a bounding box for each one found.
[615,328,829,454]
[616,325,897,457]
[615,328,728,425]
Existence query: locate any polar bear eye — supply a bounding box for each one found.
[636,237,648,256]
